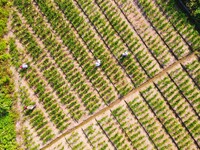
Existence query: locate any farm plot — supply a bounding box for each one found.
[46,60,200,149]
[7,0,200,149]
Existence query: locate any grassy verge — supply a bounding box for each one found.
[0,0,18,149]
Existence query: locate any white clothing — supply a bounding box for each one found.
[122,51,129,57]
[22,63,28,69]
[95,59,101,67]
[27,105,36,110]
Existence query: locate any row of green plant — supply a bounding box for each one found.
[41,59,85,120]
[52,143,65,150]
[9,37,71,132]
[97,114,131,149]
[10,16,43,61]
[53,0,135,92]
[55,0,156,87]
[11,9,101,120]
[54,0,135,91]
[0,0,18,149]
[128,96,175,150]
[76,0,156,82]
[169,67,200,115]
[142,84,197,149]
[53,78,200,150]
[23,127,40,150]
[13,0,112,114]
[111,105,151,149]
[42,59,98,116]
[34,0,133,97]
[156,0,200,50]
[184,59,200,87]
[156,75,200,146]
[14,1,103,109]
[14,0,120,104]
[138,0,190,59]
[19,86,55,144]
[66,132,87,150]
[94,0,161,74]
[83,124,110,149]
[24,64,71,132]
[114,0,174,66]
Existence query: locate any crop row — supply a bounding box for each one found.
[33,0,133,96]
[155,0,200,50]
[23,128,40,150]
[169,67,200,115]
[141,84,198,149]
[111,105,154,149]
[114,0,176,66]
[55,0,160,82]
[54,0,148,87]
[9,39,56,146]
[137,0,191,58]
[19,86,55,144]
[65,131,92,149]
[93,0,163,70]
[83,122,113,149]
[9,31,72,132]
[14,0,118,107]
[183,59,200,89]
[11,0,200,149]
[11,9,108,121]
[13,1,108,118]
[156,75,200,146]
[48,62,200,149]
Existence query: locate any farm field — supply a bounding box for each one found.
[2,0,200,149]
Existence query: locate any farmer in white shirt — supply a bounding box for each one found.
[95,59,101,67]
[121,51,129,57]
[20,63,28,69]
[24,105,36,111]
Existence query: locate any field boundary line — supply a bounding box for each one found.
[41,51,197,150]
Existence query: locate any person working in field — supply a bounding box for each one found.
[120,51,129,61]
[95,59,101,67]
[20,63,28,69]
[24,105,36,111]
[121,51,129,57]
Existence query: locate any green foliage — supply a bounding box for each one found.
[0,7,8,37]
[183,0,200,21]
[0,44,17,148]
[0,0,9,6]
[0,0,17,149]
[0,94,12,116]
[0,42,13,116]
[0,40,6,52]
[0,114,17,150]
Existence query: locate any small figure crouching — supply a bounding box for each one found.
[24,105,36,111]
[121,51,129,58]
[20,63,28,69]
[95,59,101,67]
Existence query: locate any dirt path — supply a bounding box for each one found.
[4,13,25,149]
[11,66,25,149]
[41,51,196,150]
[5,14,25,148]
